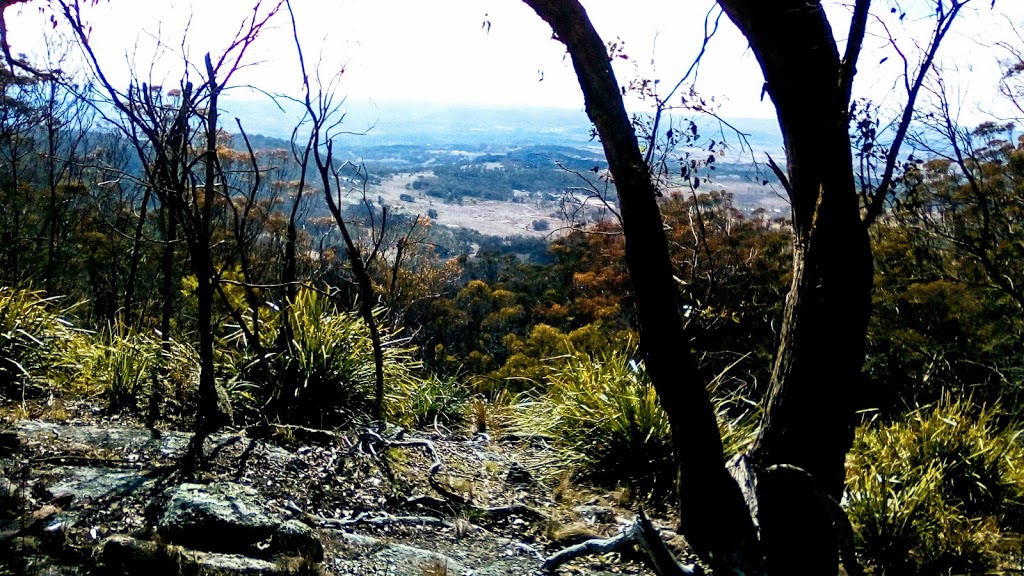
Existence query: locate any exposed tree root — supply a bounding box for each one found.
[541,509,702,575]
[358,428,549,524]
[280,501,447,529]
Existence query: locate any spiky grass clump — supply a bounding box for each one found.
[88,326,158,411]
[263,289,423,427]
[846,395,1024,575]
[66,324,200,417]
[0,287,81,399]
[388,373,470,429]
[511,348,758,499]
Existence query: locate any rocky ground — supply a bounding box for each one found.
[0,401,693,575]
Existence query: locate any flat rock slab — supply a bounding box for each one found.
[327,529,542,576]
[12,421,296,465]
[159,482,322,560]
[48,467,155,503]
[14,420,189,455]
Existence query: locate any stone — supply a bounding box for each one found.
[214,381,236,428]
[97,534,296,575]
[157,482,322,562]
[157,482,278,555]
[572,504,617,524]
[505,462,534,485]
[0,476,23,517]
[269,520,323,562]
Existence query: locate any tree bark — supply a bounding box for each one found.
[192,53,224,450]
[715,3,873,575]
[520,2,762,573]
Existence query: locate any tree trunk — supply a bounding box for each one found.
[44,80,59,297]
[520,2,762,573]
[716,3,873,575]
[125,185,152,325]
[147,199,175,429]
[193,53,224,447]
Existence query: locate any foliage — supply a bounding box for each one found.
[845,395,1024,575]
[870,131,1024,415]
[84,324,158,411]
[388,373,470,429]
[511,345,758,499]
[0,287,80,399]
[249,289,422,427]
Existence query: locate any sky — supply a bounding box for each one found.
[7,0,1024,123]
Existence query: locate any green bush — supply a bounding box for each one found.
[64,323,201,417]
[388,373,470,429]
[0,287,81,399]
[256,289,423,427]
[89,326,158,411]
[511,346,757,499]
[846,395,1024,575]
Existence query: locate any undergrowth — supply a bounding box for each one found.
[510,345,758,500]
[232,288,464,428]
[846,394,1024,575]
[0,287,81,402]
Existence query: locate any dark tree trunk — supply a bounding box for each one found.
[44,81,59,297]
[124,185,152,324]
[278,191,301,351]
[191,53,224,457]
[521,2,762,573]
[317,158,387,421]
[522,1,881,575]
[147,185,176,430]
[715,3,873,574]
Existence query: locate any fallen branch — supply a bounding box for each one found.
[542,510,702,576]
[248,423,346,446]
[279,500,445,529]
[360,429,469,506]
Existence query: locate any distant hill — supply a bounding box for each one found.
[220,97,784,158]
[221,97,790,233]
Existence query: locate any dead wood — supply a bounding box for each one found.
[542,509,702,575]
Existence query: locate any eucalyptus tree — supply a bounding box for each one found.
[520,1,983,574]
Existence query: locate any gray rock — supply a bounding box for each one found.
[0,476,23,517]
[214,381,235,428]
[372,543,469,576]
[48,467,154,504]
[157,482,322,562]
[157,482,279,555]
[572,504,617,524]
[269,520,323,562]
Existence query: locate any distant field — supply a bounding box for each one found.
[365,172,572,238]
[354,172,786,240]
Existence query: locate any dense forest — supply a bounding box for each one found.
[3,0,1024,575]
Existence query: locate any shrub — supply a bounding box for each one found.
[257,289,423,427]
[0,287,81,400]
[63,323,201,418]
[845,395,1024,575]
[388,373,470,429]
[511,346,757,499]
[88,326,159,411]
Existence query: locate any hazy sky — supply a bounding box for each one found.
[8,0,1024,122]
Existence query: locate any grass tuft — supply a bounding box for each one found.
[846,394,1024,575]
[511,345,758,499]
